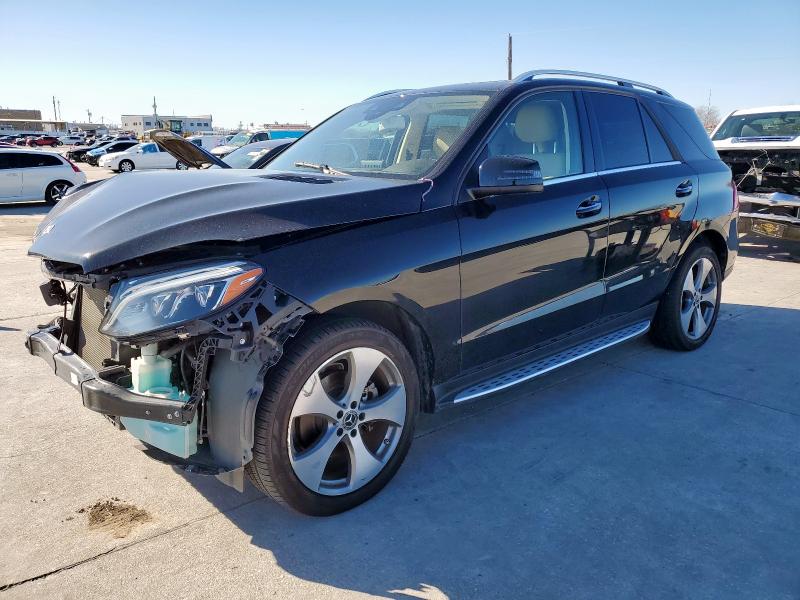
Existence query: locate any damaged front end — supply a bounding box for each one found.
[718,148,800,245]
[26,258,313,490]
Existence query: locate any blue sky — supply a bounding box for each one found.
[2,0,798,129]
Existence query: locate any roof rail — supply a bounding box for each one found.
[363,88,412,101]
[513,69,671,97]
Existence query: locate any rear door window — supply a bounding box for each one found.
[16,154,62,168]
[588,93,649,170]
[641,109,674,163]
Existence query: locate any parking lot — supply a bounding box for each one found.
[1,191,798,598]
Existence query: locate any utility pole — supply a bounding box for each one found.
[507,33,512,80]
[57,100,61,121]
[87,109,92,123]
[52,96,57,121]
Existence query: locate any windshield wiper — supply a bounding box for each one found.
[294,161,348,176]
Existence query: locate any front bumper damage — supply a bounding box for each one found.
[718,148,800,245]
[26,278,313,490]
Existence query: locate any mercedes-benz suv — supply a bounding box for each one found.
[26,70,737,515]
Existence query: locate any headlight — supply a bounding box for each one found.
[100,261,263,338]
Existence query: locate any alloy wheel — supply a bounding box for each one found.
[288,347,407,496]
[50,183,70,201]
[680,257,717,340]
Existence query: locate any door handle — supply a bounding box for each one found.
[675,180,693,197]
[576,195,602,218]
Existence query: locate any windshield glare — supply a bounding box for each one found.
[223,145,271,168]
[227,132,252,147]
[266,92,492,179]
[713,111,800,140]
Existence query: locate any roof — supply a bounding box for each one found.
[730,105,800,115]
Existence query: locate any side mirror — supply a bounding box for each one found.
[469,156,543,200]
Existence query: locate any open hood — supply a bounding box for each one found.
[149,129,230,169]
[29,169,428,273]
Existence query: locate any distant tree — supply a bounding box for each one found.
[695,105,721,132]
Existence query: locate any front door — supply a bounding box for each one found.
[457,90,609,372]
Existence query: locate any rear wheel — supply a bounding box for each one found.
[650,242,722,350]
[119,159,134,172]
[44,181,72,205]
[246,318,419,515]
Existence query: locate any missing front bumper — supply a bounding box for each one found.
[26,326,195,425]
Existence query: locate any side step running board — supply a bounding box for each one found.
[454,320,650,403]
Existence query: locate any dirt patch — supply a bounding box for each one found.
[78,497,152,538]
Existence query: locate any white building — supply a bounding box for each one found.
[120,114,213,137]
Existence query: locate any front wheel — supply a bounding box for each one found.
[246,318,419,515]
[118,159,134,172]
[650,242,722,351]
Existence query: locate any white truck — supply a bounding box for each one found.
[712,105,800,257]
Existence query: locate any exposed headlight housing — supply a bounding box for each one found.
[100,261,263,338]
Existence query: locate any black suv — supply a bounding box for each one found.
[27,70,737,515]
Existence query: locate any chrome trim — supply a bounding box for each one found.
[543,172,598,186]
[463,281,606,343]
[454,320,650,403]
[513,70,672,97]
[606,274,643,292]
[598,161,680,176]
[541,161,680,186]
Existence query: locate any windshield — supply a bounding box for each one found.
[713,111,800,140]
[223,144,273,168]
[227,132,252,147]
[266,92,492,179]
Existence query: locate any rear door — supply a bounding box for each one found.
[18,153,64,199]
[585,91,698,318]
[0,153,23,199]
[457,90,609,371]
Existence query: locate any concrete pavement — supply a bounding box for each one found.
[1,212,799,599]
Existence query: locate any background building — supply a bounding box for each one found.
[121,114,213,137]
[0,108,43,131]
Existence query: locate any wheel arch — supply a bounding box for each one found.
[319,300,436,413]
[682,227,729,274]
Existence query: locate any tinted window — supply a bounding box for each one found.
[16,153,62,168]
[660,102,718,159]
[641,108,674,163]
[486,91,583,179]
[0,153,16,169]
[141,143,158,153]
[589,93,649,169]
[251,132,269,142]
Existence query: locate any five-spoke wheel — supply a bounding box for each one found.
[246,318,418,515]
[651,241,722,350]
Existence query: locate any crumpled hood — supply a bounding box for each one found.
[29,169,428,273]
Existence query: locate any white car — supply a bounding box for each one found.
[98,142,189,172]
[58,135,85,146]
[0,148,87,204]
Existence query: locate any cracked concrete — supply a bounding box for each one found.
[1,209,799,599]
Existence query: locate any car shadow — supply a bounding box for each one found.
[173,302,800,599]
[0,201,50,215]
[738,233,799,262]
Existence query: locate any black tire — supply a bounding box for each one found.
[650,242,722,351]
[246,317,419,516]
[44,180,73,206]
[118,159,134,172]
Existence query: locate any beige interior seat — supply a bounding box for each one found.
[513,103,566,177]
[432,126,463,158]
